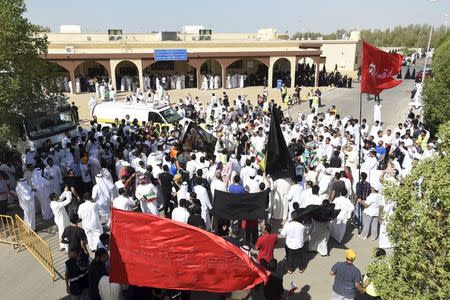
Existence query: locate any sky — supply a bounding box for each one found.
[25,0,449,34]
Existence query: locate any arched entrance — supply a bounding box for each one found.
[74,61,109,93]
[272,58,291,88]
[200,59,222,89]
[225,58,268,88]
[51,63,70,92]
[295,58,316,87]
[143,61,197,91]
[115,60,139,92]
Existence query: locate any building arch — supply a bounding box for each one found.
[74,61,109,92]
[225,58,268,88]
[48,62,71,92]
[272,58,291,88]
[115,60,139,92]
[199,59,223,89]
[143,61,197,90]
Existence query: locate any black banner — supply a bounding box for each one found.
[181,122,217,155]
[213,190,269,220]
[266,107,295,179]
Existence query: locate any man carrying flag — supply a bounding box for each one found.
[355,41,402,232]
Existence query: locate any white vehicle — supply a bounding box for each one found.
[92,101,188,131]
[20,99,78,150]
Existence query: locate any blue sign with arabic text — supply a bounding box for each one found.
[154,49,187,61]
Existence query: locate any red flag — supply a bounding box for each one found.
[361,41,403,94]
[109,209,269,293]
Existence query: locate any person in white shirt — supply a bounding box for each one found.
[171,199,190,224]
[285,175,304,214]
[243,168,260,193]
[50,188,72,251]
[210,172,227,200]
[15,178,36,230]
[193,178,213,230]
[113,188,136,211]
[77,193,103,252]
[135,176,158,215]
[240,160,255,184]
[280,217,306,273]
[303,185,322,207]
[358,183,382,240]
[329,189,355,243]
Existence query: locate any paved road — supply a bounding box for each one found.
[0,76,417,300]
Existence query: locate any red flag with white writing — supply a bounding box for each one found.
[361,41,403,95]
[109,208,269,293]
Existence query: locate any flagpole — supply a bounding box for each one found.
[357,42,364,233]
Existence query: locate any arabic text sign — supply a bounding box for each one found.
[154,49,187,61]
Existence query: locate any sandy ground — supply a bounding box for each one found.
[68,86,333,124]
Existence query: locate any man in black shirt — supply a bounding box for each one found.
[187,206,205,230]
[159,165,173,217]
[263,259,284,300]
[61,213,89,254]
[329,150,343,168]
[88,248,109,300]
[329,172,347,201]
[65,246,89,298]
[223,92,229,108]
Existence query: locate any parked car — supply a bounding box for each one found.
[415,68,433,82]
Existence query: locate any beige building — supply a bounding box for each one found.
[42,27,361,93]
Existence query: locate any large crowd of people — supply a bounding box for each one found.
[0,84,436,299]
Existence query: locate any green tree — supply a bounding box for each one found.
[290,25,448,48]
[0,0,58,142]
[368,121,450,299]
[422,33,450,135]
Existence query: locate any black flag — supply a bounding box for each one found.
[213,190,269,220]
[266,107,295,179]
[181,122,217,155]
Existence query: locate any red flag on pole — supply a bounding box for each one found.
[109,209,269,293]
[361,41,403,94]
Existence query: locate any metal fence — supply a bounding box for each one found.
[0,214,20,250]
[13,215,56,281]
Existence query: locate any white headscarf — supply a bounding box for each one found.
[16,179,33,202]
[95,174,114,199]
[177,182,190,203]
[31,168,49,188]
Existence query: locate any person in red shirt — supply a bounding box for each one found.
[254,223,278,264]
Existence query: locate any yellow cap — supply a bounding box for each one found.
[346,249,357,261]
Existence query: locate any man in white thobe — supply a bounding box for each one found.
[210,172,227,201]
[272,178,291,220]
[44,158,62,195]
[88,96,97,117]
[92,174,114,227]
[329,190,354,243]
[50,189,72,251]
[285,176,304,217]
[31,167,54,220]
[193,182,213,230]
[15,178,36,230]
[135,175,159,215]
[78,195,103,252]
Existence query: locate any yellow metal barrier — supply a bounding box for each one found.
[15,215,56,281]
[0,214,20,250]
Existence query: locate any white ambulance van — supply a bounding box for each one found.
[92,101,187,131]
